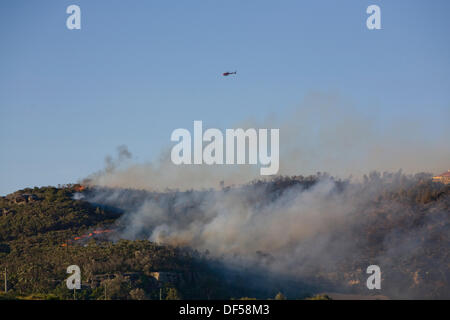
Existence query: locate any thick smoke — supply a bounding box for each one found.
[84,92,450,191]
[85,173,449,299]
[80,92,449,298]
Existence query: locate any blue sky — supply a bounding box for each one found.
[1,0,449,195]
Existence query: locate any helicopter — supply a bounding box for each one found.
[222,71,237,76]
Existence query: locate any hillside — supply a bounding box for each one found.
[0,186,241,300]
[0,173,449,300]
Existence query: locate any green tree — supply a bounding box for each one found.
[274,292,286,300]
[129,288,148,300]
[165,287,181,300]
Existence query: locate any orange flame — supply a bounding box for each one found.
[63,229,114,246]
[74,185,86,192]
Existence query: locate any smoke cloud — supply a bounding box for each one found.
[85,92,449,191]
[84,172,449,298]
[80,92,449,298]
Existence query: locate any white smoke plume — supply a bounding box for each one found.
[85,92,449,191]
[80,92,449,298]
[84,172,449,298]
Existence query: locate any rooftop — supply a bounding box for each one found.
[434,170,450,177]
